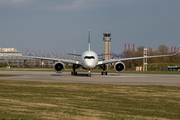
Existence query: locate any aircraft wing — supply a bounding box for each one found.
[4,55,81,65]
[97,51,178,66]
[97,59,118,65]
[120,52,177,61]
[60,59,80,65]
[30,56,80,65]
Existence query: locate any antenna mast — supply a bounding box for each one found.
[74,47,75,58]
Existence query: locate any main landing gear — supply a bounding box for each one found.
[71,64,92,77]
[71,71,77,75]
[71,64,80,76]
[100,64,108,75]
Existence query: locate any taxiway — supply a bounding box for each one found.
[0,71,180,86]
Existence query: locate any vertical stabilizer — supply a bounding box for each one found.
[88,30,90,51]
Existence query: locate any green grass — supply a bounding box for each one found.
[0,80,180,120]
[148,63,180,71]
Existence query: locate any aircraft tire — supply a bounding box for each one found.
[101,72,107,75]
[87,74,91,77]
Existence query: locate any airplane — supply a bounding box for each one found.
[3,30,178,77]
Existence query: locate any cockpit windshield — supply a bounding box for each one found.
[84,56,95,59]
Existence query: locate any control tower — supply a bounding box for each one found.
[103,33,111,61]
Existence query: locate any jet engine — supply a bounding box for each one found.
[114,62,125,73]
[53,62,65,73]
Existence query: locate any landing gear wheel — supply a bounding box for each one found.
[87,74,92,77]
[87,71,92,77]
[101,72,107,75]
[71,72,77,75]
[71,64,80,76]
[100,65,107,75]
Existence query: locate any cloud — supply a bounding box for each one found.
[0,0,102,11]
[0,0,26,4]
[0,0,30,6]
[12,0,26,3]
[47,0,84,11]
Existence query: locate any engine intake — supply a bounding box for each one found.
[53,62,65,73]
[114,62,125,73]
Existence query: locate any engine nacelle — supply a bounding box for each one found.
[114,62,125,73]
[53,62,65,73]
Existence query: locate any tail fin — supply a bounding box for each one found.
[88,29,90,51]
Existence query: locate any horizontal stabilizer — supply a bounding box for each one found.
[98,53,110,56]
[67,53,81,56]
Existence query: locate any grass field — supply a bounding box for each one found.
[0,80,180,120]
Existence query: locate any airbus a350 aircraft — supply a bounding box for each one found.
[16,30,176,77]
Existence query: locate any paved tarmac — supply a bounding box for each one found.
[0,71,180,86]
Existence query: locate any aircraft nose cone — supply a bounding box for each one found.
[84,61,95,69]
[86,62,92,67]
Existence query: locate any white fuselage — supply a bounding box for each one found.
[80,50,98,70]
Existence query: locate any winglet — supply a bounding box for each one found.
[88,29,90,51]
[174,51,178,55]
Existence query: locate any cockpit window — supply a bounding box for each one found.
[84,56,95,59]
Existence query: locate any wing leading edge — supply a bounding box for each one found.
[97,51,178,66]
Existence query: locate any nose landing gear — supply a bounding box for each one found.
[87,70,92,77]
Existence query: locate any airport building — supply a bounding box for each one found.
[0,48,22,56]
[0,47,80,68]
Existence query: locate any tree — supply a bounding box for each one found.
[136,46,145,56]
[158,45,169,55]
[157,45,170,63]
[148,47,155,63]
[133,46,145,66]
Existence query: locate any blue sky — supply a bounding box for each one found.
[0,0,180,55]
